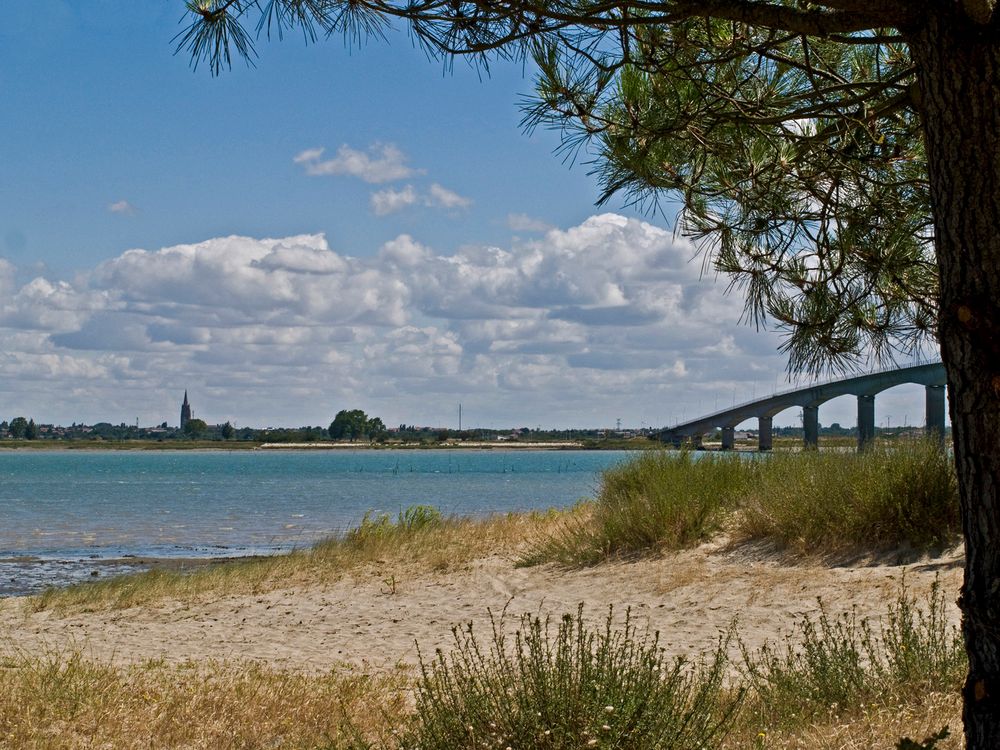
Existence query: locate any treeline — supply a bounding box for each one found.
[0,409,660,444]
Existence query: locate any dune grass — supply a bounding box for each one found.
[524,440,960,567]
[396,605,740,750]
[739,441,959,552]
[30,507,572,614]
[0,647,408,749]
[737,578,965,746]
[379,582,964,750]
[521,450,749,565]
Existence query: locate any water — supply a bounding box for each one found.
[0,449,629,596]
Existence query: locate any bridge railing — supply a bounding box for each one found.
[663,358,943,431]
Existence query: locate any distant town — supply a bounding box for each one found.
[0,393,936,447]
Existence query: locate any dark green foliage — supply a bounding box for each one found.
[399,606,741,750]
[183,418,208,436]
[9,416,27,439]
[329,410,386,442]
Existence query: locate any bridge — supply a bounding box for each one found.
[657,361,947,451]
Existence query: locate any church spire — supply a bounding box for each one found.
[180,391,192,429]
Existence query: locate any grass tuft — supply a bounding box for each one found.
[525,441,960,567]
[739,441,959,552]
[523,451,749,565]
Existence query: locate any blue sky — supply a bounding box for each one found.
[0,1,934,430]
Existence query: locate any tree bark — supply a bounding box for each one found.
[909,8,1000,748]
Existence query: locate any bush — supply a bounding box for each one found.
[397,606,741,750]
[738,440,959,552]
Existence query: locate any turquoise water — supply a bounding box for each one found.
[0,449,629,596]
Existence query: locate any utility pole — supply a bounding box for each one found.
[458,403,462,432]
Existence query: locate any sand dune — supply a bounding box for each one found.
[0,539,964,673]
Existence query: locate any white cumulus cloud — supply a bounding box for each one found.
[426,183,472,210]
[293,143,419,183]
[370,183,471,215]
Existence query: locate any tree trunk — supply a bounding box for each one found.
[910,9,1000,748]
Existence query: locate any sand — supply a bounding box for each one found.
[0,540,964,674]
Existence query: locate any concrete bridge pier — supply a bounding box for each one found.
[857,394,876,450]
[926,384,946,444]
[721,426,735,451]
[758,416,773,451]
[803,405,819,449]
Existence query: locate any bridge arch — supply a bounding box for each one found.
[658,362,947,451]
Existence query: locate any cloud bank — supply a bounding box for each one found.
[0,213,895,430]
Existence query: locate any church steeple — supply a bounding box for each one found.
[180,391,192,429]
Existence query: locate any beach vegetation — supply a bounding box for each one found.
[2,584,964,749]
[522,450,748,566]
[740,579,965,739]
[524,441,959,567]
[394,606,740,750]
[739,440,960,553]
[0,646,406,749]
[346,504,443,544]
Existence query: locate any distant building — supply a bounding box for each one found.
[180,391,192,429]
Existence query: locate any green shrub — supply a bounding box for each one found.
[739,440,959,552]
[397,606,742,750]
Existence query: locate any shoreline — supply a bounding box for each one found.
[0,553,281,599]
[0,440,648,452]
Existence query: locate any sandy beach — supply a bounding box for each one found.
[0,538,964,674]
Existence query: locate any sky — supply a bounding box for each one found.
[0,1,936,430]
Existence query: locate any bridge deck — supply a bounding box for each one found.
[658,361,946,441]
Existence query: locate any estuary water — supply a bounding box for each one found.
[0,449,629,596]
